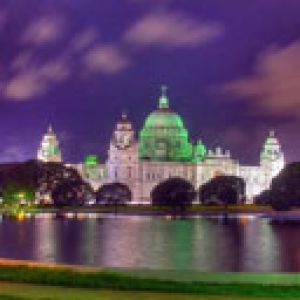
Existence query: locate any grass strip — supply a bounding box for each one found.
[0,204,272,215]
[0,296,27,300]
[0,265,300,298]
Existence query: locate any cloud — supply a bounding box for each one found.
[2,14,127,101]
[124,11,223,47]
[21,16,64,46]
[4,42,128,100]
[70,28,98,51]
[4,57,70,100]
[39,58,70,82]
[221,41,300,116]
[11,51,35,71]
[4,72,46,100]
[83,45,130,74]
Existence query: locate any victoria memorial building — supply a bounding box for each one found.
[37,87,285,204]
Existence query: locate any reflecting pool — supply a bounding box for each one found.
[0,213,299,271]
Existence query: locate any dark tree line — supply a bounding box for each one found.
[151,177,195,215]
[0,160,92,207]
[96,182,131,213]
[199,175,245,205]
[7,158,299,213]
[255,162,300,211]
[96,183,131,205]
[0,160,134,209]
[38,162,93,207]
[150,175,245,216]
[0,160,38,203]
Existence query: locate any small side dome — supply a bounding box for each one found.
[194,139,207,162]
[84,155,99,165]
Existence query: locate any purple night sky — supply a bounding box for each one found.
[0,0,300,164]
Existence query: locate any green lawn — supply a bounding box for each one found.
[0,282,293,300]
[120,269,300,285]
[0,204,273,215]
[1,261,300,299]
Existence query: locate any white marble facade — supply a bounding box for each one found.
[85,96,284,204]
[38,90,285,204]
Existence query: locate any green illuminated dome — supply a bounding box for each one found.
[84,155,99,165]
[194,139,207,162]
[144,109,184,129]
[139,86,193,162]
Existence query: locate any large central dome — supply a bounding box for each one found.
[139,86,193,162]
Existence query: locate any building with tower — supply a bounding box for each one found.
[105,87,285,203]
[37,125,62,163]
[37,87,285,204]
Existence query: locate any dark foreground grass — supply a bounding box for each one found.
[0,296,25,300]
[0,264,300,298]
[0,204,272,215]
[0,282,291,300]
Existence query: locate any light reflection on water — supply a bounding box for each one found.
[0,213,299,271]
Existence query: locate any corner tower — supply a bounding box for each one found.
[139,86,193,162]
[107,113,138,186]
[37,125,62,163]
[260,130,285,178]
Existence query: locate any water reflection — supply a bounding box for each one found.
[34,216,57,263]
[271,223,300,271]
[0,214,299,271]
[0,217,35,260]
[241,219,280,271]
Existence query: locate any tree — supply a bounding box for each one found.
[0,160,93,208]
[199,175,245,206]
[260,162,300,211]
[151,177,195,215]
[2,184,35,205]
[0,160,39,194]
[270,190,292,211]
[254,189,271,205]
[38,162,93,206]
[0,160,39,209]
[51,179,91,207]
[199,175,245,220]
[96,183,131,213]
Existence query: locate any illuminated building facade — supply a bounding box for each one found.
[39,87,285,204]
[103,87,285,203]
[37,125,62,163]
[75,155,106,191]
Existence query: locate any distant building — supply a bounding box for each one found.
[37,125,62,163]
[75,155,106,191]
[39,87,285,204]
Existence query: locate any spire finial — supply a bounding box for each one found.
[161,85,167,97]
[121,111,127,120]
[48,124,53,133]
[159,85,169,109]
[269,129,275,137]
